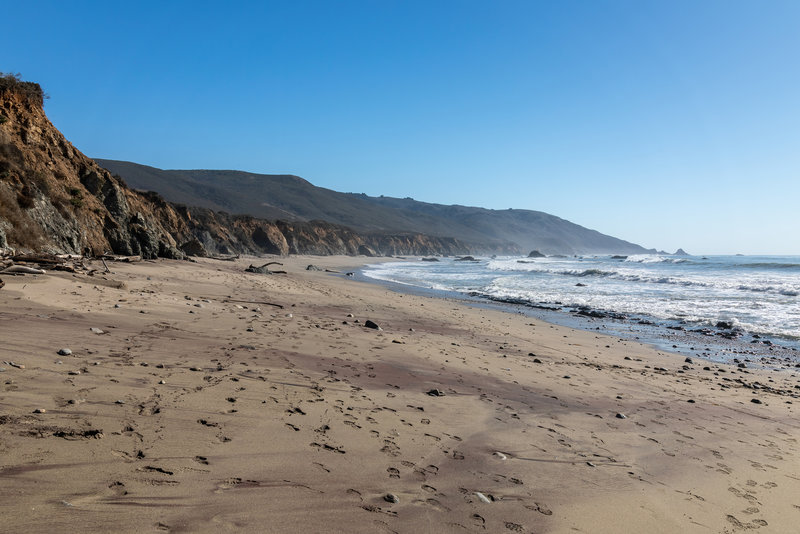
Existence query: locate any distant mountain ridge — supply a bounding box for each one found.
[95,159,656,255]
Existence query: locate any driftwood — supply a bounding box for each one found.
[245,262,286,274]
[1,265,46,275]
[11,253,64,265]
[101,258,111,273]
[101,255,142,263]
[223,298,284,309]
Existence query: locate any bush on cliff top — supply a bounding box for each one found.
[0,72,47,107]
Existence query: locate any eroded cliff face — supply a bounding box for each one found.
[0,80,474,258]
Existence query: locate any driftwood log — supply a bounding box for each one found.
[245,262,286,274]
[1,265,46,275]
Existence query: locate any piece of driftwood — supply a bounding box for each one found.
[11,253,64,264]
[101,258,111,273]
[245,262,286,274]
[1,265,46,275]
[208,254,240,261]
[223,298,284,309]
[101,255,142,262]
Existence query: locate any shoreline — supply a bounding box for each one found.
[357,259,800,370]
[1,255,799,533]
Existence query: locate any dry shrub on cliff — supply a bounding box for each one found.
[0,72,48,107]
[0,183,45,249]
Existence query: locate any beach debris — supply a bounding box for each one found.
[89,327,104,334]
[586,461,597,467]
[474,492,493,503]
[615,413,627,419]
[751,398,762,404]
[685,357,693,363]
[57,348,72,356]
[364,320,381,330]
[159,380,166,384]
[245,262,286,274]
[384,493,400,504]
[426,388,445,397]
[224,298,283,309]
[33,408,46,414]
[285,313,293,318]
[345,272,355,277]
[493,451,508,460]
[1,265,46,274]
[306,264,323,271]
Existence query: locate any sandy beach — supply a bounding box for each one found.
[1,255,799,533]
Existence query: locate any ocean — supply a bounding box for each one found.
[362,254,800,363]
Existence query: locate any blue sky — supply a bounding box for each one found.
[4,1,799,254]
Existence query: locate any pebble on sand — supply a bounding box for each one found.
[384,493,400,504]
[751,398,763,404]
[474,492,492,503]
[33,408,46,414]
[57,348,72,356]
[364,320,381,330]
[426,389,445,397]
[615,413,627,419]
[493,451,508,460]
[89,327,104,334]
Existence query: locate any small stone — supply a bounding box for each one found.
[285,313,293,318]
[364,320,381,330]
[586,461,596,467]
[90,327,104,334]
[533,358,542,364]
[33,408,46,414]
[246,327,254,332]
[159,380,166,384]
[493,451,507,460]
[684,357,693,363]
[346,313,354,318]
[114,304,121,308]
[58,348,72,356]
[474,492,492,504]
[115,400,125,405]
[615,413,627,419]
[426,389,445,397]
[384,493,399,504]
[687,399,696,403]
[751,398,762,404]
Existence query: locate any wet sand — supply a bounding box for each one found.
[1,255,799,533]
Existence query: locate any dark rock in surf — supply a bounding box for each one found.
[527,250,545,258]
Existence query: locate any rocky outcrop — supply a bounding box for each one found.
[0,75,475,258]
[528,250,546,258]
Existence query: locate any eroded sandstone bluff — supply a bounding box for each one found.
[0,78,476,258]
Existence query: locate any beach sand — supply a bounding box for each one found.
[1,256,798,533]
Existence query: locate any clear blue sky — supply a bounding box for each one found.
[4,1,799,254]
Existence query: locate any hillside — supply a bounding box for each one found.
[96,159,656,255]
[0,74,472,258]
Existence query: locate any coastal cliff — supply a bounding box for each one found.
[0,75,477,258]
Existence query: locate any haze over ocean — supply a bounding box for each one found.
[3,1,798,254]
